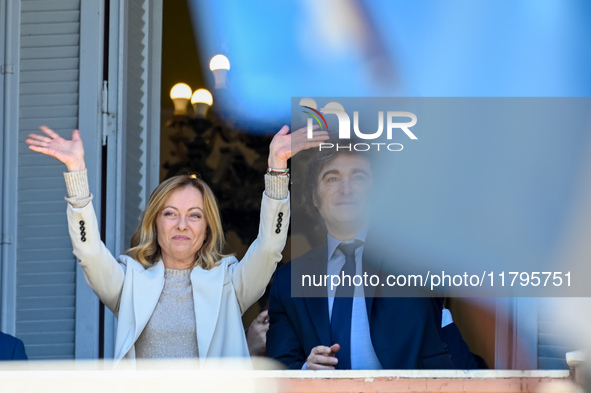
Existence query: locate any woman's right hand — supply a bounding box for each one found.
[25,126,86,172]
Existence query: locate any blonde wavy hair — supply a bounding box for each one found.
[126,175,229,270]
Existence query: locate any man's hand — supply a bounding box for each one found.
[306,344,340,370]
[246,310,269,356]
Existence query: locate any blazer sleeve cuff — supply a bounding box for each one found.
[264,173,289,200]
[64,169,93,208]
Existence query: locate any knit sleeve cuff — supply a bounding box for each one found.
[264,173,289,200]
[64,169,93,208]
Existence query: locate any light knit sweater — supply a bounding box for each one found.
[135,267,199,358]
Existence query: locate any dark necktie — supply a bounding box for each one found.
[330,240,363,370]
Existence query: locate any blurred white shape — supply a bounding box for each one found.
[554,130,591,344]
[299,0,367,57]
[323,101,345,111]
[210,54,230,89]
[299,98,317,109]
[209,54,231,71]
[546,129,591,387]
[0,358,280,393]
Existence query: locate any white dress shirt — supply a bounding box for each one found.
[303,228,382,369]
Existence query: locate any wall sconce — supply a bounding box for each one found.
[209,54,230,89]
[166,84,214,173]
[169,54,229,119]
[166,54,229,162]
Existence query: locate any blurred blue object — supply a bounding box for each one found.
[289,97,591,297]
[189,0,591,129]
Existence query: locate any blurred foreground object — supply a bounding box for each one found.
[0,359,578,393]
[567,350,587,389]
[0,358,279,393]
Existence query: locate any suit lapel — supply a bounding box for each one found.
[132,261,166,343]
[303,296,331,345]
[299,244,332,345]
[190,263,225,365]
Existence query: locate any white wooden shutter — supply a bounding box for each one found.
[16,0,82,360]
[0,0,104,359]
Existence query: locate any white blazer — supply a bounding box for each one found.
[66,192,289,365]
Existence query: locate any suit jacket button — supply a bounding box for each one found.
[276,223,281,229]
[81,236,86,242]
[277,217,282,223]
[275,229,281,234]
[278,212,283,218]
[79,220,85,225]
[81,230,86,237]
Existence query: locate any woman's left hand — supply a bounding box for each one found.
[268,125,330,169]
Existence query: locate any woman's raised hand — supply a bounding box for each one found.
[268,125,329,169]
[26,126,86,172]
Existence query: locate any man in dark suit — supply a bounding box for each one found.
[267,148,483,370]
[0,331,28,360]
